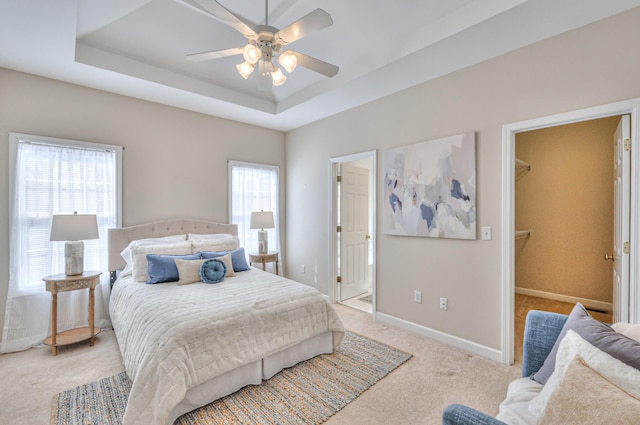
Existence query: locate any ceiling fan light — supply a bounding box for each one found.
[242,44,262,65]
[278,51,297,73]
[271,67,287,86]
[259,59,273,76]
[236,61,254,79]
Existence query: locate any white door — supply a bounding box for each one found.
[340,164,370,301]
[612,115,631,323]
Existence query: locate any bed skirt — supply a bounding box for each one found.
[167,331,334,423]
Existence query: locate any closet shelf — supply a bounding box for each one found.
[515,158,532,172]
[515,230,531,239]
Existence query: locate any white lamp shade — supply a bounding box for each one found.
[271,67,287,86]
[50,213,99,241]
[250,211,275,229]
[236,61,255,79]
[242,44,262,64]
[278,51,297,73]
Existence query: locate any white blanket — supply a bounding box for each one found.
[110,268,345,425]
[495,377,543,425]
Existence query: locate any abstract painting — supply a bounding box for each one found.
[383,132,476,239]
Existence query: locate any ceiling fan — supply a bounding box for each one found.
[178,0,339,86]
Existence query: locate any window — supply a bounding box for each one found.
[229,161,280,268]
[2,133,122,353]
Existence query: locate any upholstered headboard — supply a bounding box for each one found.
[108,219,238,272]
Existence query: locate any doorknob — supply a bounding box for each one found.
[365,234,371,240]
[604,254,616,261]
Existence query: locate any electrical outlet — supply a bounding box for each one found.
[301,265,305,274]
[414,290,422,303]
[439,297,448,310]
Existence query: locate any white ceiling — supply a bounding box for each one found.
[1,0,640,131]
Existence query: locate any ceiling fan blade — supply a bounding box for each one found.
[187,47,243,62]
[178,0,257,39]
[291,51,339,77]
[275,9,333,45]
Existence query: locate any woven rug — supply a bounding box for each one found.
[52,331,411,425]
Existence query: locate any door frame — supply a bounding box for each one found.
[329,150,377,318]
[501,98,640,364]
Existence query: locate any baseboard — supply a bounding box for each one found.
[376,312,503,363]
[515,287,613,312]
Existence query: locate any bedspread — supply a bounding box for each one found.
[109,268,345,425]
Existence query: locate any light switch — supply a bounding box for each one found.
[481,226,492,241]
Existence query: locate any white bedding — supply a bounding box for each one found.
[110,268,345,425]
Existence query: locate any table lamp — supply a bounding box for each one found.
[250,211,274,254]
[50,212,99,276]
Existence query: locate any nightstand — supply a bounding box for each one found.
[249,251,279,274]
[42,271,102,355]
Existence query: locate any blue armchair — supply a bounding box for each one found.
[442,310,568,425]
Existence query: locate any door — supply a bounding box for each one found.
[612,115,631,323]
[339,163,370,301]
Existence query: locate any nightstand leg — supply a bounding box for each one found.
[51,293,58,356]
[276,259,279,275]
[89,287,95,346]
[261,259,266,271]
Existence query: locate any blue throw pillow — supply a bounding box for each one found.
[200,258,226,284]
[199,247,250,272]
[146,253,200,284]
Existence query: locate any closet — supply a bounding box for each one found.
[514,117,618,309]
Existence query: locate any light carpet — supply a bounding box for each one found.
[0,305,521,424]
[51,331,411,425]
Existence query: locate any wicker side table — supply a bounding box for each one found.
[249,251,279,275]
[42,271,102,355]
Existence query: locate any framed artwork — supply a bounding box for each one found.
[383,132,476,240]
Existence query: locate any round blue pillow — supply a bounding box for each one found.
[199,258,227,284]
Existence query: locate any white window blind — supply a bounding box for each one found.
[1,133,121,353]
[229,161,281,272]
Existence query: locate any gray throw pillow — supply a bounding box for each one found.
[531,303,640,384]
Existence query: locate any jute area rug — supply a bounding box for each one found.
[52,331,411,425]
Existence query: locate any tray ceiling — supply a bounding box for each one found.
[1,0,639,130]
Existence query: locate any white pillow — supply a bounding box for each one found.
[612,322,640,343]
[187,233,234,241]
[131,241,193,282]
[192,237,240,253]
[529,329,640,419]
[120,234,186,274]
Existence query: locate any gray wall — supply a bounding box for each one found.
[0,68,285,336]
[285,8,640,350]
[2,7,640,355]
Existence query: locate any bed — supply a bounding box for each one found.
[108,219,345,425]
